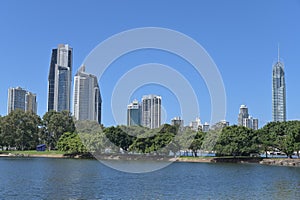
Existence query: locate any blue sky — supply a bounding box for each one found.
[0,0,299,127]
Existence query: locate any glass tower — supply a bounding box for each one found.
[127,99,141,126]
[272,49,286,122]
[48,44,72,112]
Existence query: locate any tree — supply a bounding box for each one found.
[214,125,258,157]
[57,132,87,154]
[1,110,42,150]
[42,110,75,149]
[104,126,135,152]
[260,121,300,158]
[75,120,107,153]
[189,131,206,157]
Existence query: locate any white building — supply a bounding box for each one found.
[73,65,102,124]
[238,105,258,130]
[141,94,161,129]
[189,117,201,131]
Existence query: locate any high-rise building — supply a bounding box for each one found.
[7,87,37,114]
[141,95,161,129]
[48,44,72,112]
[272,47,286,122]
[127,99,141,126]
[238,105,258,130]
[171,117,184,130]
[189,117,202,131]
[25,92,37,114]
[202,122,210,132]
[73,65,102,124]
[238,105,249,126]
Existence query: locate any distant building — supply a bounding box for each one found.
[238,105,258,130]
[127,99,141,126]
[141,95,161,129]
[272,47,286,122]
[73,65,101,124]
[189,117,201,131]
[171,117,184,130]
[202,122,210,132]
[210,120,229,130]
[7,87,37,114]
[48,44,72,112]
[238,105,249,126]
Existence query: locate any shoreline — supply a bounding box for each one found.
[1,153,300,167]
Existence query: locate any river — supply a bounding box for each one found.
[0,157,299,199]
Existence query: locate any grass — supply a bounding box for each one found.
[1,150,66,155]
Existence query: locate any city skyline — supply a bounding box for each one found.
[0,1,300,127]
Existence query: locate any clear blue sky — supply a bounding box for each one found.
[0,0,299,127]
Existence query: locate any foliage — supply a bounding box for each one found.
[259,121,300,158]
[57,132,87,154]
[0,110,42,150]
[214,125,259,157]
[42,110,75,149]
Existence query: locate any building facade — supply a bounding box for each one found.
[272,50,286,122]
[171,117,184,130]
[238,105,249,126]
[7,87,37,114]
[238,105,258,130]
[141,95,161,129]
[127,99,141,126]
[73,65,102,124]
[48,44,72,112]
[189,117,202,131]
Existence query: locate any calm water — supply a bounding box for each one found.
[0,157,299,200]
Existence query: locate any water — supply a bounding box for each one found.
[0,157,300,200]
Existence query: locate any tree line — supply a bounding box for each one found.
[1,110,300,158]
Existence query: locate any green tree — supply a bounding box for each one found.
[42,110,75,149]
[1,110,42,150]
[57,132,87,154]
[189,131,206,157]
[214,125,258,157]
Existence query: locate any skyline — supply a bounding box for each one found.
[0,1,300,127]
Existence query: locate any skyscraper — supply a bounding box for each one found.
[73,65,102,124]
[272,47,286,122]
[48,44,72,112]
[7,87,37,114]
[141,95,161,129]
[127,99,141,126]
[238,105,249,126]
[237,105,258,130]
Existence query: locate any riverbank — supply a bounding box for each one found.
[1,152,300,167]
[260,158,300,167]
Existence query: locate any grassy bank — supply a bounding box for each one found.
[1,150,66,155]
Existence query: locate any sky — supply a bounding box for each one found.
[0,0,299,127]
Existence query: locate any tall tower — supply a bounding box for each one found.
[238,105,249,126]
[48,44,72,112]
[8,87,37,114]
[272,47,286,122]
[141,95,161,129]
[73,65,102,124]
[127,99,141,126]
